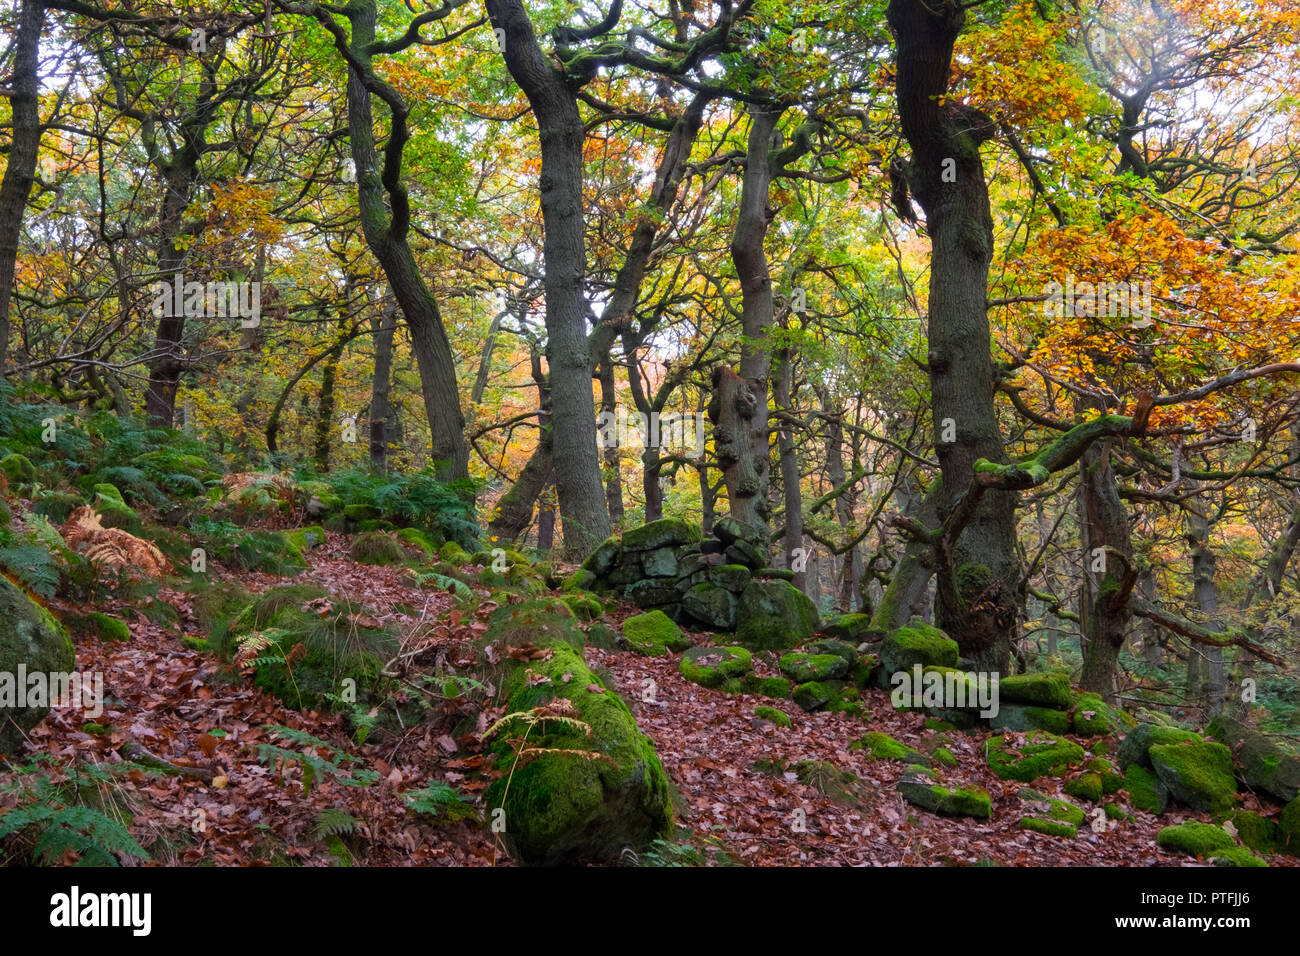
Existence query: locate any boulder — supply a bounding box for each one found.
[821,613,881,643]
[803,637,857,667]
[622,611,690,657]
[792,680,838,712]
[641,547,679,578]
[1149,741,1237,813]
[679,645,752,689]
[986,731,1086,782]
[707,564,752,593]
[990,704,1072,735]
[851,731,927,764]
[680,582,737,630]
[997,672,1071,709]
[897,768,991,819]
[1117,723,1202,770]
[1156,821,1235,857]
[879,621,959,677]
[1123,764,1169,814]
[734,580,818,651]
[778,652,849,683]
[485,641,672,865]
[621,518,700,552]
[0,577,77,754]
[1207,714,1300,803]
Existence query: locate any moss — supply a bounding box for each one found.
[1020,817,1077,838]
[1208,847,1267,867]
[791,680,837,712]
[559,591,604,622]
[1229,810,1278,854]
[1148,741,1237,813]
[678,645,752,688]
[932,747,958,768]
[991,704,1073,735]
[997,672,1071,709]
[1207,715,1300,804]
[343,503,381,523]
[91,483,141,534]
[583,622,619,650]
[485,641,673,866]
[1019,787,1086,826]
[1,452,37,485]
[484,599,581,651]
[33,490,83,524]
[741,674,792,698]
[1103,802,1128,821]
[986,731,1086,782]
[622,610,689,656]
[1156,822,1235,857]
[621,518,700,551]
[1280,796,1300,855]
[1117,723,1202,770]
[879,620,959,675]
[349,531,409,566]
[897,768,991,818]
[717,677,745,694]
[1123,764,1169,814]
[91,612,130,642]
[438,540,471,567]
[0,576,77,754]
[1071,692,1120,736]
[778,652,849,683]
[285,526,328,551]
[395,527,438,557]
[561,569,598,593]
[925,717,958,732]
[754,705,792,728]
[735,580,819,651]
[851,731,927,764]
[1065,772,1104,802]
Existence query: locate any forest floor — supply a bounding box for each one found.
[7,536,1294,867]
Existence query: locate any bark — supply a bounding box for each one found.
[369,299,397,471]
[773,344,805,591]
[1188,504,1226,715]
[486,0,610,556]
[332,1,468,478]
[872,482,942,629]
[1077,430,1135,698]
[888,0,1020,669]
[598,357,625,524]
[0,0,44,372]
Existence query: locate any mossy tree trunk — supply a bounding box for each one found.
[888,0,1020,670]
[369,298,396,472]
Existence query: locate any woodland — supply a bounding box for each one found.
[0,0,1299,870]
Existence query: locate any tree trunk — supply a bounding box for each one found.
[774,344,805,591]
[0,0,44,372]
[488,344,554,542]
[341,1,468,479]
[888,0,1020,670]
[1077,432,1134,699]
[1188,505,1226,715]
[369,299,397,471]
[598,357,625,525]
[487,0,610,556]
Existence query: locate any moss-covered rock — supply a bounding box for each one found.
[1070,692,1123,736]
[622,611,690,657]
[622,518,701,552]
[990,703,1072,735]
[754,705,791,728]
[932,747,958,768]
[1279,796,1300,856]
[395,527,439,558]
[0,576,77,754]
[803,637,857,667]
[1117,723,1202,770]
[793,759,866,805]
[1156,821,1235,857]
[680,582,737,630]
[92,483,142,534]
[707,563,751,592]
[485,641,673,866]
[1208,847,1267,867]
[679,645,752,689]
[821,613,880,643]
[77,612,130,643]
[1206,714,1300,804]
[438,540,471,567]
[1229,810,1279,854]
[734,580,818,651]
[342,503,381,523]
[1,452,37,485]
[580,537,622,577]
[285,525,328,551]
[897,768,991,819]
[879,621,959,677]
[1064,772,1104,802]
[778,652,849,683]
[740,674,792,698]
[792,680,837,712]
[1149,741,1237,813]
[986,731,1086,783]
[1020,817,1077,838]
[33,490,83,525]
[561,568,598,593]
[997,672,1071,709]
[484,599,580,651]
[348,531,409,566]
[1123,764,1169,814]
[1019,787,1086,828]
[851,731,927,764]
[559,591,604,622]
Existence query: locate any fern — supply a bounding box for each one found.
[404,781,478,824]
[0,543,60,598]
[255,724,379,795]
[312,808,360,839]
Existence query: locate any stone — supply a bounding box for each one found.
[641,547,679,578]
[1207,714,1300,803]
[734,580,818,651]
[1149,741,1237,813]
[679,645,752,688]
[707,563,752,592]
[0,577,76,754]
[997,672,1072,709]
[621,518,701,552]
[622,611,691,657]
[879,621,959,676]
[680,582,737,630]
[897,768,991,819]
